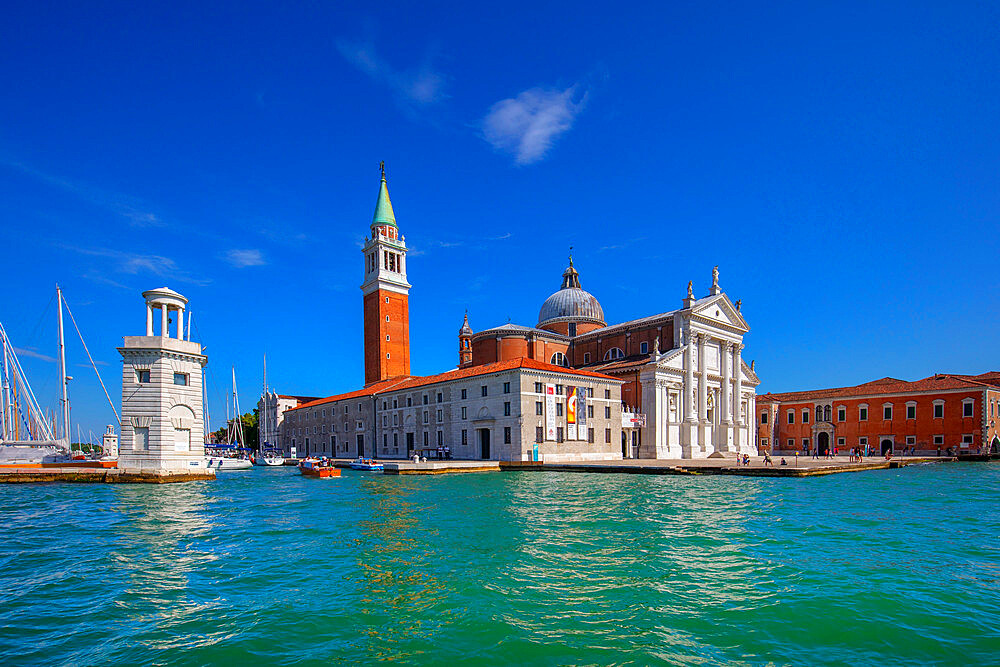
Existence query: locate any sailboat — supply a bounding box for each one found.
[204,367,253,471]
[1,285,118,465]
[255,354,284,466]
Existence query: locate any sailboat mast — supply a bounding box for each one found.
[261,354,267,448]
[56,285,70,444]
[2,339,10,441]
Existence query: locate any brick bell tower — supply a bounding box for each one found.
[361,162,411,385]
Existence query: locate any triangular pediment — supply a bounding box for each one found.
[690,295,749,332]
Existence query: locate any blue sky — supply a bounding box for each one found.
[1,1,998,439]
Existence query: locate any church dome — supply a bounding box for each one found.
[537,260,606,329]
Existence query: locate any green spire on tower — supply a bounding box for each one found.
[371,161,397,229]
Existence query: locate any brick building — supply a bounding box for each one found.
[757,373,1000,456]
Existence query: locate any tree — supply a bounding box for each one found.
[211,408,259,449]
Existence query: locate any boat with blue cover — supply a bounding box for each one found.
[349,457,383,471]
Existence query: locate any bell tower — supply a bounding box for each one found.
[361,163,411,385]
[458,311,473,368]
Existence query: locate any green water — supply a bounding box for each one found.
[1,464,998,665]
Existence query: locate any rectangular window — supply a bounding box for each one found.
[802,410,809,423]
[536,426,544,442]
[787,411,795,425]
[906,405,916,419]
[556,403,563,416]
[587,405,593,418]
[481,385,488,397]
[934,403,943,418]
[534,382,543,393]
[761,438,769,447]
[963,401,974,418]
[461,430,468,445]
[136,369,150,383]
[556,385,563,395]
[883,406,893,420]
[837,437,845,446]
[393,398,398,409]
[437,393,443,403]
[584,353,591,364]
[407,397,412,407]
[423,395,428,405]
[423,432,428,446]
[802,438,809,448]
[461,406,467,419]
[605,428,611,443]
[838,407,846,422]
[962,434,974,445]
[504,427,511,444]
[393,433,398,447]
[640,341,648,354]
[134,426,149,450]
[437,410,442,422]
[557,427,564,442]
[173,373,188,386]
[536,401,543,415]
[605,406,611,419]
[787,438,794,448]
[588,388,593,397]
[588,427,595,444]
[503,382,510,394]
[859,437,868,446]
[859,407,868,421]
[504,402,511,416]
[760,412,768,425]
[933,435,944,445]
[437,431,443,446]
[906,435,916,445]
[605,389,611,399]
[461,389,467,400]
[423,411,429,424]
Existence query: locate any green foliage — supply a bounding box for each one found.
[211,408,260,449]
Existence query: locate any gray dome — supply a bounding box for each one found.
[537,260,606,328]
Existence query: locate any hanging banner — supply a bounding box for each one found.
[578,387,587,428]
[545,383,556,441]
[567,386,578,441]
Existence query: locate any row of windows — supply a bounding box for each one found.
[134,370,189,386]
[549,344,653,368]
[781,434,975,449]
[778,400,975,425]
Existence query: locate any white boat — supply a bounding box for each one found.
[349,457,384,471]
[204,368,253,471]
[1,285,119,465]
[254,355,285,466]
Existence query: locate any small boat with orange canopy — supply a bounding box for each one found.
[299,457,341,478]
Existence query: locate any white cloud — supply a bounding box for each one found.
[482,86,585,164]
[337,40,446,105]
[14,347,56,363]
[68,247,210,286]
[224,249,267,268]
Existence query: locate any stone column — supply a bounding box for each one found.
[734,344,744,425]
[146,304,154,336]
[160,304,168,337]
[698,334,708,423]
[721,341,732,425]
[684,332,696,422]
[176,308,184,340]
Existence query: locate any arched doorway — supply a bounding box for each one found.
[817,432,830,456]
[881,439,893,456]
[991,437,999,454]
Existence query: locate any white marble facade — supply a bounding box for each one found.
[637,291,759,459]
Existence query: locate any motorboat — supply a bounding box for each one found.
[299,457,340,478]
[205,444,253,470]
[254,446,285,467]
[349,457,383,472]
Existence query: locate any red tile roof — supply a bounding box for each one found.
[288,357,619,411]
[759,372,1000,403]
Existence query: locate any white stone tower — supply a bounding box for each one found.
[117,287,211,475]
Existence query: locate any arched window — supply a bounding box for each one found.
[823,405,831,422]
[603,347,625,361]
[815,406,822,423]
[550,352,568,367]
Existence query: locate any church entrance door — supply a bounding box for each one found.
[479,428,491,459]
[817,432,830,456]
[881,439,893,456]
